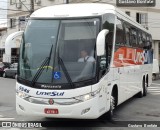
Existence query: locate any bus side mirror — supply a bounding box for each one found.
[96,29,109,56]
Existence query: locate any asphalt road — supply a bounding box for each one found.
[0,77,160,130]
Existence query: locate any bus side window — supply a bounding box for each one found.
[138,30,143,48]
[149,34,153,49]
[124,23,131,46]
[115,19,125,46]
[130,27,138,47]
[142,32,146,48]
[100,14,115,69]
[145,34,152,49]
[99,13,115,76]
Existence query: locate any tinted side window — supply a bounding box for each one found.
[142,32,146,47]
[124,23,131,46]
[101,13,115,72]
[137,30,143,48]
[115,19,125,46]
[130,27,138,47]
[145,34,152,49]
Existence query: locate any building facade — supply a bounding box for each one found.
[5,0,65,63]
[0,23,7,62]
[3,0,160,64]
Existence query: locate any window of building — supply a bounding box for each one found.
[10,0,16,5]
[19,16,27,30]
[10,18,17,28]
[136,13,148,28]
[35,0,41,5]
[0,49,5,62]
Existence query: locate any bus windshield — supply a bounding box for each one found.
[19,18,100,85]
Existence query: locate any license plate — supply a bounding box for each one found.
[44,108,59,114]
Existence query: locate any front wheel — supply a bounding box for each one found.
[106,93,116,120]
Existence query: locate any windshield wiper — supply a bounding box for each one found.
[31,44,53,87]
[58,56,74,88]
[31,57,49,87]
[46,44,53,71]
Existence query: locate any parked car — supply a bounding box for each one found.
[0,62,11,77]
[152,59,159,80]
[3,63,18,79]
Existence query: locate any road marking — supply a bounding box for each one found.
[1,128,20,130]
[148,84,160,95]
[152,83,160,86]
[148,87,160,89]
[149,93,160,95]
[0,115,14,120]
[0,118,15,121]
[7,128,20,130]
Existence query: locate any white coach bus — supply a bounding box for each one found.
[11,3,153,119]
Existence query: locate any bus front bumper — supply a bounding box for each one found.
[16,95,101,119]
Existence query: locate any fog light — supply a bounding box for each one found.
[81,108,90,115]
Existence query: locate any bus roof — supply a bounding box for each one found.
[30,3,149,34]
[31,3,116,18]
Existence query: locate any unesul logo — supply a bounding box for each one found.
[36,91,64,96]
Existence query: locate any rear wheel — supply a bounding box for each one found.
[143,78,148,96]
[137,78,147,98]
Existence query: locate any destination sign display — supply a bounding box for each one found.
[116,0,156,7]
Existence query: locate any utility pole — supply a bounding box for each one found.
[30,0,34,15]
[66,0,69,4]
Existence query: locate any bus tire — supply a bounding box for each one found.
[143,77,148,96]
[106,91,116,120]
[137,78,145,98]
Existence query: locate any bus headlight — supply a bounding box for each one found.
[16,91,30,99]
[74,93,92,102]
[74,88,101,102]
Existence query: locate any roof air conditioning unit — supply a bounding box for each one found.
[35,0,41,4]
[16,3,22,9]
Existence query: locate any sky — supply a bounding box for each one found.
[0,0,7,25]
